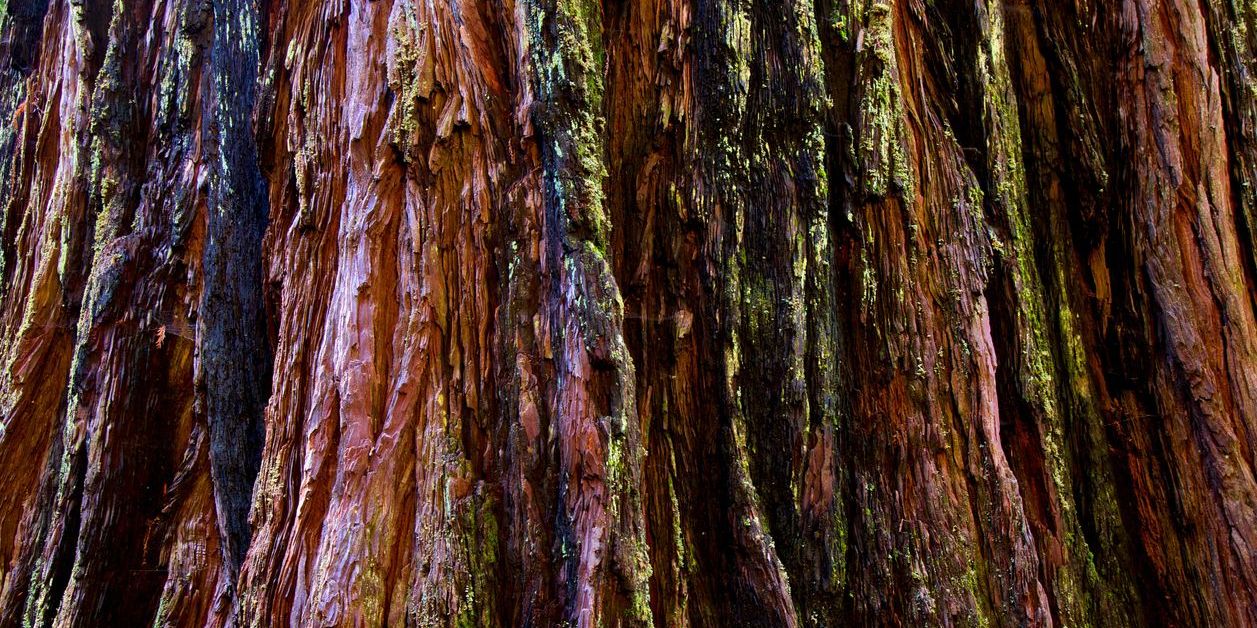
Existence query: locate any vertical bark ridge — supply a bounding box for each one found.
[1,0,1256,625]
[203,0,272,580]
[0,0,84,618]
[1,0,233,625]
[525,0,653,623]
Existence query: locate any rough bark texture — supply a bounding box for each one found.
[0,0,1255,626]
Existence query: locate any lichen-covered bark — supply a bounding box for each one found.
[0,0,232,625]
[0,0,1255,626]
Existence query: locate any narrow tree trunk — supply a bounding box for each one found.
[0,0,1255,626]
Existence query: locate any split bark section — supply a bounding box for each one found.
[0,0,1254,625]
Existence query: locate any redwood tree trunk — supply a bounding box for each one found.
[1,0,1256,626]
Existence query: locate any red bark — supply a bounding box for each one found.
[0,0,1255,626]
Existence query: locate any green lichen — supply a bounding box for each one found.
[851,0,913,199]
[453,490,500,628]
[387,5,433,147]
[975,6,1140,624]
[526,0,652,622]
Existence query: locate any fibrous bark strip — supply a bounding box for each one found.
[0,0,1255,626]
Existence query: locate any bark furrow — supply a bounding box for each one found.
[0,0,1255,626]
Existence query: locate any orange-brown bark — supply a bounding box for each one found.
[0,0,1255,626]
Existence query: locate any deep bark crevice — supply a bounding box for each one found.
[2,0,1257,625]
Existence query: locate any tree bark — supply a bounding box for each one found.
[0,0,1255,626]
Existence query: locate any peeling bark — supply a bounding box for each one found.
[1,0,1256,626]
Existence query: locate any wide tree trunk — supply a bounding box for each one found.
[1,0,1255,625]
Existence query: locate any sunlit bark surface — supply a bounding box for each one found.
[1,0,1256,625]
